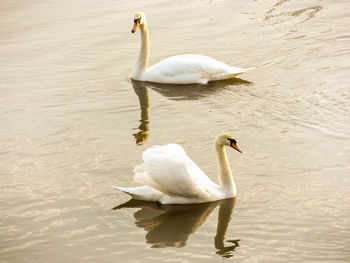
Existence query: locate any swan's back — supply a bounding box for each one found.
[142,54,248,84]
[133,143,218,200]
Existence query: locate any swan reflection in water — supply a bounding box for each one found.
[131,78,252,144]
[113,198,240,258]
[132,81,150,145]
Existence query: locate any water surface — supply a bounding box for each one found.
[1,0,349,262]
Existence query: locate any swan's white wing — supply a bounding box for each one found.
[133,144,217,199]
[142,54,248,84]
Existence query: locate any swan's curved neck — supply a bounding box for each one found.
[132,23,149,79]
[215,143,235,193]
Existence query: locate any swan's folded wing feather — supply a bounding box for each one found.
[134,144,216,199]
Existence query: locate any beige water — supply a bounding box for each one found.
[1,0,349,262]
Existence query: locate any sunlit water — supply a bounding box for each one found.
[1,0,349,262]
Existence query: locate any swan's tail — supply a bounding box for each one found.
[229,66,254,75]
[212,66,253,81]
[113,186,138,198]
[240,66,255,72]
[113,185,163,201]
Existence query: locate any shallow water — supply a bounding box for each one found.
[1,0,349,262]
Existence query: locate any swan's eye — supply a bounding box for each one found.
[134,18,141,24]
[227,138,237,145]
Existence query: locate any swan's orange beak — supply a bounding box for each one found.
[131,20,140,33]
[231,143,242,153]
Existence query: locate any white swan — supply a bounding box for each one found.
[114,133,242,204]
[130,12,251,84]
